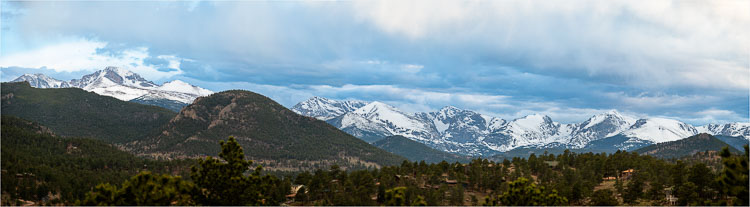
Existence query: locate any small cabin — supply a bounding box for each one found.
[544,161,559,168]
[621,169,634,180]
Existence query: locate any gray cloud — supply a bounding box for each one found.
[2,0,748,125]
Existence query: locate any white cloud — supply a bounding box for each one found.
[352,0,750,90]
[0,38,184,80]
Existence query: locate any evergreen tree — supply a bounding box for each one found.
[623,172,645,204]
[190,136,275,205]
[589,189,619,206]
[385,187,408,206]
[78,171,195,205]
[716,145,749,206]
[486,177,568,206]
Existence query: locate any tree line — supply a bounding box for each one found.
[79,136,749,206]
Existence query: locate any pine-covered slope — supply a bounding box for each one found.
[131,90,405,170]
[633,133,741,159]
[372,135,471,163]
[1,82,176,143]
[0,116,193,205]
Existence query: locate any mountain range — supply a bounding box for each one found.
[1,81,404,170]
[11,66,212,111]
[10,69,749,158]
[292,97,750,156]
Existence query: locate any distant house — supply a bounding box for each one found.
[445,178,458,185]
[603,176,617,181]
[544,161,559,167]
[621,169,635,180]
[664,187,677,205]
[287,185,306,199]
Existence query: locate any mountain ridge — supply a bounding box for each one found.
[129,89,406,170]
[291,96,750,156]
[10,67,213,111]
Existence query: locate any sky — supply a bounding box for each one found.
[0,0,748,125]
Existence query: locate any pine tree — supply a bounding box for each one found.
[623,172,645,204]
[716,145,749,206]
[385,187,408,206]
[589,189,619,206]
[190,136,274,205]
[78,171,195,205]
[485,177,568,206]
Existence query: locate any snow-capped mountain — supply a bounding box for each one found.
[291,97,368,120]
[697,123,750,138]
[293,96,750,156]
[9,66,212,111]
[565,110,637,148]
[621,118,699,143]
[328,101,438,143]
[69,66,159,90]
[11,74,70,88]
[594,118,700,150]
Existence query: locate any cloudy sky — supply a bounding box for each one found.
[1,0,748,125]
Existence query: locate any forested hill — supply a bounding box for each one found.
[130,89,405,170]
[373,135,471,163]
[634,133,741,158]
[1,82,175,143]
[0,116,194,205]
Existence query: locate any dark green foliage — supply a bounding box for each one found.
[373,135,471,163]
[137,90,405,170]
[78,171,196,205]
[78,136,289,206]
[634,133,740,158]
[647,179,665,201]
[1,82,175,143]
[485,177,567,206]
[384,187,408,206]
[0,116,192,205]
[190,136,283,205]
[716,145,749,206]
[623,172,645,204]
[589,189,619,206]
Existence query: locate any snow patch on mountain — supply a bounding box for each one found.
[11,74,70,88]
[291,97,368,120]
[621,118,698,143]
[10,66,212,105]
[697,123,750,138]
[292,97,748,156]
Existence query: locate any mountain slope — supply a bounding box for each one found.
[714,135,749,152]
[373,135,471,163]
[633,133,741,159]
[291,96,368,121]
[621,118,699,143]
[328,101,437,143]
[1,82,176,143]
[565,110,636,148]
[0,116,193,204]
[131,90,405,170]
